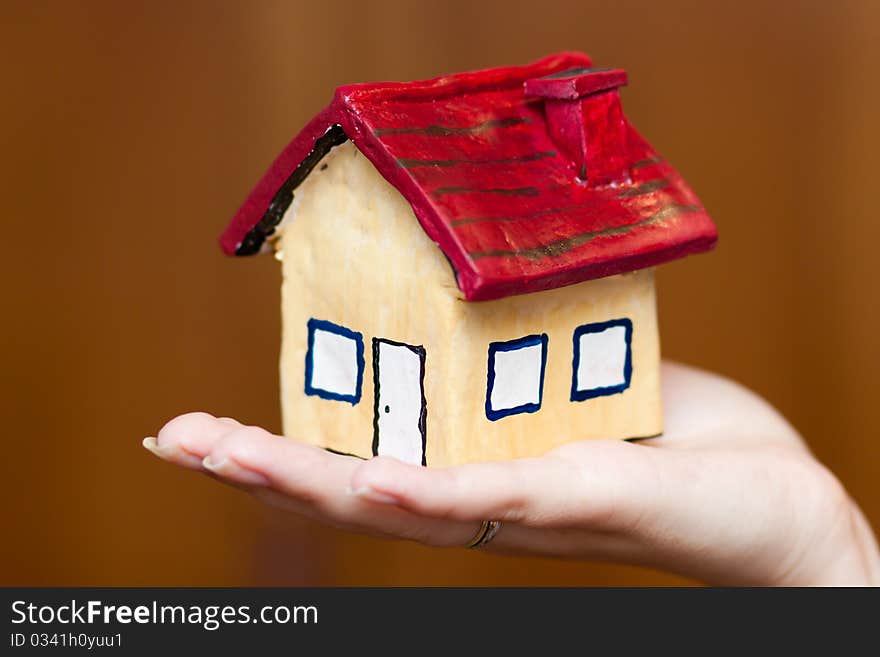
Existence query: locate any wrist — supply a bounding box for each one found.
[774,503,880,586]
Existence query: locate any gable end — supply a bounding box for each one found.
[236,124,348,255]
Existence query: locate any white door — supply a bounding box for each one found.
[372,338,426,466]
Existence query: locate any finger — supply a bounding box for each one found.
[202,426,482,547]
[203,423,359,493]
[149,414,482,546]
[157,411,241,455]
[251,486,481,547]
[143,412,242,469]
[348,441,662,531]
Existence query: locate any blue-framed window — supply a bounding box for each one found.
[304,318,365,405]
[571,318,633,402]
[485,334,548,421]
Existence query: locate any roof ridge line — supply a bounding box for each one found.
[335,51,592,105]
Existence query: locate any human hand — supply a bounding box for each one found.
[144,362,879,586]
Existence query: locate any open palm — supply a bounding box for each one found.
[144,362,878,585]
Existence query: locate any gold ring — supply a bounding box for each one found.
[464,520,502,549]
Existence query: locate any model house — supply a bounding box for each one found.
[219,52,717,466]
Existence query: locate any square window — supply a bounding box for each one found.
[305,319,365,404]
[571,319,632,402]
[485,334,548,421]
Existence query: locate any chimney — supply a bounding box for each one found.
[524,67,630,185]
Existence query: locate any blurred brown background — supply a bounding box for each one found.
[2,0,877,586]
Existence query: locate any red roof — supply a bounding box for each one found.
[220,52,717,301]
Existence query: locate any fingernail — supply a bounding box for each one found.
[142,437,162,457]
[202,455,269,487]
[142,436,178,460]
[143,436,203,468]
[347,485,400,505]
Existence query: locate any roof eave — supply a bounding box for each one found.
[219,104,347,256]
[459,224,718,302]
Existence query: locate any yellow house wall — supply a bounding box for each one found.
[274,141,662,466]
[441,270,661,464]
